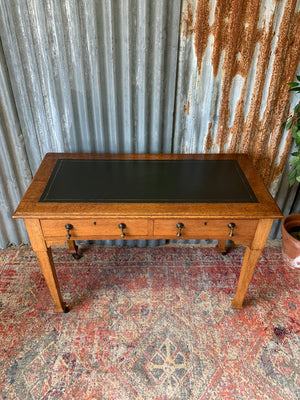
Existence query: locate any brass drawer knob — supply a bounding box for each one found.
[65,223,73,240]
[176,222,184,237]
[118,223,126,238]
[228,222,236,237]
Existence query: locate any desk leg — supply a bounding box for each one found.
[216,239,227,253]
[231,219,273,309]
[24,219,67,313]
[67,239,81,259]
[35,249,67,313]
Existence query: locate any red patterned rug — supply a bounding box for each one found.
[0,242,299,400]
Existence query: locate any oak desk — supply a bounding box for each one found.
[13,153,283,313]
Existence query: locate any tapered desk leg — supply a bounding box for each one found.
[24,219,67,313]
[231,219,273,309]
[35,249,67,313]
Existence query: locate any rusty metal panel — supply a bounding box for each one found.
[174,0,300,195]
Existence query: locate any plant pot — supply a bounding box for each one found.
[281,213,300,269]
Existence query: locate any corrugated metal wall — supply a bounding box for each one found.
[0,34,33,246]
[0,0,299,248]
[174,0,300,194]
[0,0,181,247]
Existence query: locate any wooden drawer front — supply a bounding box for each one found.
[41,219,149,239]
[153,219,258,242]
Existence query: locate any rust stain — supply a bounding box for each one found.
[239,12,275,159]
[204,122,213,152]
[189,0,300,187]
[252,0,300,186]
[262,6,300,187]
[210,0,233,77]
[270,135,293,188]
[181,1,194,39]
[184,100,190,115]
[227,96,245,154]
[213,0,262,153]
[194,0,211,75]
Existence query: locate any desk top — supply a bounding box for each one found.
[39,159,257,204]
[13,153,283,219]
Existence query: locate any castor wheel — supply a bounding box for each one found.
[72,253,81,260]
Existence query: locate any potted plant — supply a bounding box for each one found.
[280,77,300,269]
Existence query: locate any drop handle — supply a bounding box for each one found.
[176,222,184,237]
[65,223,73,240]
[228,222,236,238]
[118,223,126,238]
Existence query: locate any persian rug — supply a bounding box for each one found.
[0,242,299,400]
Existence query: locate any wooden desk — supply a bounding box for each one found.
[13,153,283,313]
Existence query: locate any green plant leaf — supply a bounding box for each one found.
[291,157,300,165]
[288,87,300,92]
[289,176,296,186]
[281,122,286,131]
[286,120,293,130]
[286,80,300,186]
[292,129,298,139]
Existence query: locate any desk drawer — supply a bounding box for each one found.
[153,219,258,242]
[41,218,149,239]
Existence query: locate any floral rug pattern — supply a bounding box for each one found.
[0,243,299,399]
